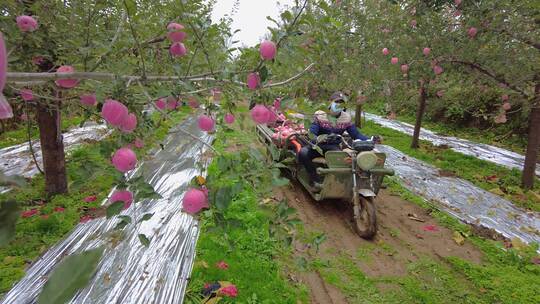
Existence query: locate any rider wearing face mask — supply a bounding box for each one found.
[298,91,370,190]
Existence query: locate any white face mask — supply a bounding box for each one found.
[330,102,343,115]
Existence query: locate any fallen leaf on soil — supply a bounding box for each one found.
[422,224,439,232]
[489,188,505,196]
[511,238,528,251]
[438,170,456,177]
[528,191,540,202]
[513,194,528,202]
[21,209,39,218]
[261,198,274,205]
[79,215,93,223]
[83,195,97,202]
[520,226,540,236]
[103,273,111,284]
[216,261,228,270]
[196,175,206,186]
[54,207,65,213]
[195,260,209,269]
[407,213,425,222]
[484,175,499,182]
[452,231,465,245]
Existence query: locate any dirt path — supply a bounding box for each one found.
[276,183,483,304]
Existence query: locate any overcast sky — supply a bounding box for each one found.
[210,0,294,48]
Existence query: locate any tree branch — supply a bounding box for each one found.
[444,59,530,98]
[7,63,314,88]
[262,63,315,88]
[123,0,147,79]
[254,0,309,72]
[24,100,43,175]
[89,13,126,72]
[6,71,225,82]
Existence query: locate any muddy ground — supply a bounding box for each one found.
[275,183,483,304]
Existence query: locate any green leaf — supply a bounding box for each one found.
[139,213,154,222]
[272,162,288,169]
[118,215,132,223]
[281,157,296,165]
[138,234,150,247]
[287,219,303,227]
[0,200,20,247]
[280,10,293,23]
[212,186,235,211]
[123,0,137,15]
[106,201,124,219]
[249,147,265,162]
[37,247,104,304]
[115,220,129,230]
[259,66,269,82]
[269,145,280,162]
[266,15,280,26]
[132,179,162,201]
[0,172,28,188]
[272,169,290,186]
[304,118,312,132]
[318,1,330,13]
[114,215,132,230]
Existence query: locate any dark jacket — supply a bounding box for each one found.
[309,110,369,143]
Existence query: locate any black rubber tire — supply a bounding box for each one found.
[353,196,377,239]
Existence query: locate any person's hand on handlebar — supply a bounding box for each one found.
[316,134,342,144]
[315,134,328,144]
[371,135,382,144]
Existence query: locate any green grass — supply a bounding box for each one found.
[0,108,191,296]
[359,119,540,211]
[185,115,309,303]
[0,115,86,149]
[312,255,489,304]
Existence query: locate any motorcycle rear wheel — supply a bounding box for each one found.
[353,196,377,239]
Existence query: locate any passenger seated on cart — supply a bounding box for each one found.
[298,91,370,190]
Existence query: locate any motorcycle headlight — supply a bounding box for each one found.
[356,151,378,171]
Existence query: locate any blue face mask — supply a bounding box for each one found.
[330,102,343,114]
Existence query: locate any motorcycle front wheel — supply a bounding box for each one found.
[353,196,377,239]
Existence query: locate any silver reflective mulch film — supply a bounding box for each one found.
[377,144,540,248]
[1,116,213,304]
[364,112,540,177]
[0,122,110,178]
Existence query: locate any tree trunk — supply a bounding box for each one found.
[521,82,540,189]
[354,104,362,128]
[411,82,427,149]
[36,99,67,195]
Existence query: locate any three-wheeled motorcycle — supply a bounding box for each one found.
[256,121,394,239]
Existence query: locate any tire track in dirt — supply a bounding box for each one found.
[275,182,483,303]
